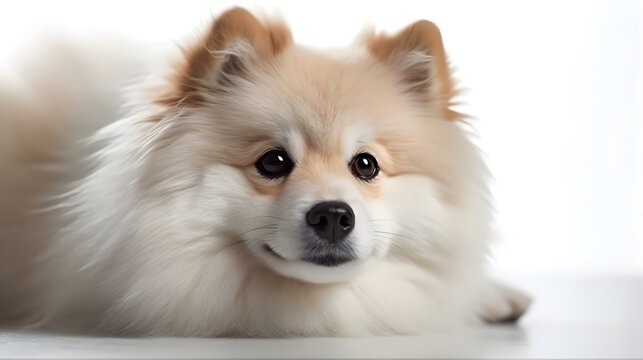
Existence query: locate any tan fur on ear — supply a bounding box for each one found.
[160,7,292,106]
[365,20,460,121]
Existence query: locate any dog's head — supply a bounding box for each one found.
[136,8,485,285]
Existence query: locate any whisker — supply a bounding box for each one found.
[245,230,278,246]
[228,225,278,244]
[211,228,279,255]
[246,216,287,223]
[192,223,279,248]
[373,230,419,243]
[213,239,246,253]
[369,218,423,238]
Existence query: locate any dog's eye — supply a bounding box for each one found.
[255,149,294,179]
[350,153,379,181]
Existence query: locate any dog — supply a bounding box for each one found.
[0,7,530,336]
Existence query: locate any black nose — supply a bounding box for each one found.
[306,201,355,243]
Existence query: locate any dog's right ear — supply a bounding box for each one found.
[160,7,292,106]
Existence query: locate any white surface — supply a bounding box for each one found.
[2,273,642,358]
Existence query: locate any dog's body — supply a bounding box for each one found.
[0,8,529,336]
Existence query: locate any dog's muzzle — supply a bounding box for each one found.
[301,201,356,266]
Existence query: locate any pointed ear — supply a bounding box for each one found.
[364,20,459,120]
[161,7,292,105]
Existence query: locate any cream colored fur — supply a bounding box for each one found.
[0,10,530,337]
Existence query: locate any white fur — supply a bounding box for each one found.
[0,25,529,336]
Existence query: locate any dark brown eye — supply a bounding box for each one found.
[350,153,379,181]
[255,149,294,179]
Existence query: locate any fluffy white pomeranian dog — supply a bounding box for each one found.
[0,7,530,336]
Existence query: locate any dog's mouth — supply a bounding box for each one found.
[262,244,285,260]
[302,254,354,267]
[263,244,354,267]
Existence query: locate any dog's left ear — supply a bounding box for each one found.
[161,7,292,105]
[364,20,459,120]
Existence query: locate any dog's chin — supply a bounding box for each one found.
[257,245,371,284]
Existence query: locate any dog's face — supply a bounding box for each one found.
[139,9,477,285]
[197,48,406,283]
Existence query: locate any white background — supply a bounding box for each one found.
[0,0,641,275]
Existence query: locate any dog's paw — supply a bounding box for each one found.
[477,281,532,324]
